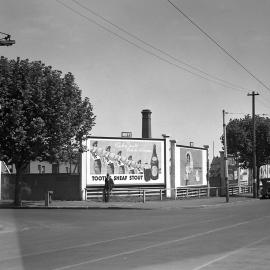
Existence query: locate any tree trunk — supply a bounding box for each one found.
[14,165,24,206]
[257,166,260,198]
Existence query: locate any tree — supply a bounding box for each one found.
[0,57,96,205]
[221,115,270,169]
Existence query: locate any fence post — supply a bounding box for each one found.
[207,187,210,197]
[160,189,163,201]
[174,188,177,200]
[186,188,189,198]
[143,190,146,203]
[216,188,218,197]
[198,188,201,198]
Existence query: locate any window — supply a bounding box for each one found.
[52,164,59,174]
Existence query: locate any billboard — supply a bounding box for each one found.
[86,137,165,186]
[178,146,207,186]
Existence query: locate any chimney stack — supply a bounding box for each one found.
[141,109,152,138]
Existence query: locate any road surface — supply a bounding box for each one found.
[0,199,270,269]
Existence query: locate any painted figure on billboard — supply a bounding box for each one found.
[136,160,144,174]
[90,141,102,174]
[185,151,193,184]
[127,155,135,174]
[103,146,115,174]
[116,151,125,174]
[88,138,164,186]
[180,147,205,186]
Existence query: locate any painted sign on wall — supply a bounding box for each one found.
[178,146,207,186]
[86,137,165,186]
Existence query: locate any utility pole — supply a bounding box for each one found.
[247,91,259,198]
[223,110,229,203]
[203,145,210,197]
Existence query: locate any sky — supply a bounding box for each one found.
[1,0,270,161]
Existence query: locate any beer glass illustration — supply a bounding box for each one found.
[144,163,151,182]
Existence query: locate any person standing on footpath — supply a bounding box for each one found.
[103,173,114,202]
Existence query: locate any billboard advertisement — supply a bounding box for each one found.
[178,146,207,186]
[86,137,165,186]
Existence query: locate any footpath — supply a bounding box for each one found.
[0,194,258,210]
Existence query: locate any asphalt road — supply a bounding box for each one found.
[0,199,270,270]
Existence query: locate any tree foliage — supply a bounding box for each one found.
[221,115,270,168]
[0,57,96,204]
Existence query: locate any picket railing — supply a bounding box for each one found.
[85,185,252,202]
[86,187,216,202]
[229,185,252,195]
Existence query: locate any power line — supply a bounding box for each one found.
[56,0,248,92]
[71,0,248,92]
[226,112,269,117]
[167,0,270,92]
[226,112,246,115]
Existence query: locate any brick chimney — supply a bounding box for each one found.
[141,109,152,138]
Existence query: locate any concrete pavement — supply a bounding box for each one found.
[0,194,256,210]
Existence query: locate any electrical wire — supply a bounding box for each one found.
[226,112,246,115]
[167,0,270,92]
[56,0,248,92]
[71,0,248,92]
[226,112,269,118]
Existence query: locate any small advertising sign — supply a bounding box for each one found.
[86,137,165,186]
[260,164,270,179]
[121,132,132,138]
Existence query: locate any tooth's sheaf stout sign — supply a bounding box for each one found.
[85,137,165,186]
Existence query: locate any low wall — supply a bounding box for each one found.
[1,174,81,201]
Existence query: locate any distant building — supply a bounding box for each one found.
[7,159,80,174]
[209,151,251,194]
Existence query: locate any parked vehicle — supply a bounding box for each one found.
[260,179,270,199]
